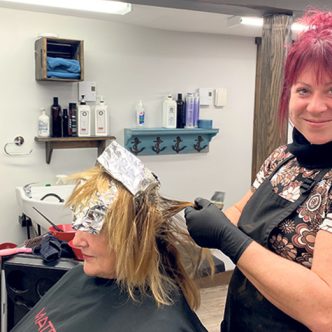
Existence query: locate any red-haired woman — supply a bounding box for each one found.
[185,9,332,332]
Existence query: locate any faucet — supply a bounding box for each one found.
[23,183,36,198]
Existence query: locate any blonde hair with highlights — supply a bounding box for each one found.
[66,165,213,310]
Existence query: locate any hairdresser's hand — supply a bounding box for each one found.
[184,198,253,264]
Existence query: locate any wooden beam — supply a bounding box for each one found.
[251,14,292,182]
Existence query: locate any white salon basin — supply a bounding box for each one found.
[16,184,75,232]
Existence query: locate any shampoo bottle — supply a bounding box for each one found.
[193,93,200,128]
[62,109,69,137]
[51,97,62,137]
[38,108,50,137]
[77,95,91,137]
[69,103,78,137]
[95,96,108,136]
[162,95,177,128]
[185,93,194,128]
[135,100,145,127]
[176,93,185,128]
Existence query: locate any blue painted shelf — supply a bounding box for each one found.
[124,127,219,155]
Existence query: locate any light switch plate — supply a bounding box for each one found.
[214,88,227,107]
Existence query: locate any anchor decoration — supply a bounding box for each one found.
[172,136,187,154]
[193,135,208,152]
[129,137,145,155]
[152,136,166,154]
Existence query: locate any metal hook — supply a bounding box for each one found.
[4,136,33,156]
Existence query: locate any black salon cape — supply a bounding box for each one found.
[11,265,207,332]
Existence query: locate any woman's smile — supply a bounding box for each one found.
[289,68,332,144]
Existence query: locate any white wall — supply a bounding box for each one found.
[0,7,256,267]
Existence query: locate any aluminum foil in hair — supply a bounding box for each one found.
[97,140,159,195]
[72,182,118,234]
[71,141,160,233]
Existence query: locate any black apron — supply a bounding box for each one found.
[221,156,330,332]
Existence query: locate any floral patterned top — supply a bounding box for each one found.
[252,145,332,269]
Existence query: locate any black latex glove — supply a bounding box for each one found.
[185,197,253,264]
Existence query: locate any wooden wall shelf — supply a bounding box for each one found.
[124,128,219,155]
[35,136,115,164]
[34,37,84,82]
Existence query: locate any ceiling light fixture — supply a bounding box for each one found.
[240,17,263,27]
[0,0,132,15]
[228,16,307,32]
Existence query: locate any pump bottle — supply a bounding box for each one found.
[77,95,91,137]
[162,95,177,128]
[38,108,50,137]
[95,96,108,136]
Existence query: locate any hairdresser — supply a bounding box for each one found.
[185,9,332,332]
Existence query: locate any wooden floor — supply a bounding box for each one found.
[195,272,230,332]
[196,285,227,332]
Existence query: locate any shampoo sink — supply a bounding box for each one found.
[16,184,75,232]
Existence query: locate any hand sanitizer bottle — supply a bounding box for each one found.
[38,108,50,137]
[135,100,145,127]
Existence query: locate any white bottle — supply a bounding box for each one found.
[77,95,91,137]
[38,108,50,137]
[162,95,177,128]
[94,96,108,136]
[136,100,145,127]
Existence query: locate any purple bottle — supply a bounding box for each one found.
[185,93,194,128]
[193,93,200,128]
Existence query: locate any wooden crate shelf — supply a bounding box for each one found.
[34,37,84,82]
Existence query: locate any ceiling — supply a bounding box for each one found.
[128,0,332,17]
[109,4,262,37]
[1,0,332,38]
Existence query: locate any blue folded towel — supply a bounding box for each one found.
[47,56,80,73]
[47,71,80,79]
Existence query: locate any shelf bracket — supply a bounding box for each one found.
[45,141,53,164]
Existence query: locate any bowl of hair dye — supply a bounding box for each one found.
[49,224,76,242]
[68,240,84,261]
